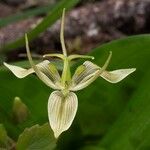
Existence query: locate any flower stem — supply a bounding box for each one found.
[60,8,71,86]
[60,8,67,57]
[61,57,71,86]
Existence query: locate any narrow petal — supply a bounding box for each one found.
[48,91,78,138]
[100,68,136,83]
[25,34,62,89]
[4,60,61,85]
[3,61,53,78]
[3,62,34,78]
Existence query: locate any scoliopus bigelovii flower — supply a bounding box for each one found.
[4,9,136,138]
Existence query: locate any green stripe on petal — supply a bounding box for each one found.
[25,34,61,90]
[72,61,99,85]
[100,68,136,83]
[71,70,100,91]
[4,60,61,88]
[37,60,61,84]
[70,52,112,91]
[70,61,100,91]
[48,91,78,138]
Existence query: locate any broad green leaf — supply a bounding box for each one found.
[17,123,56,150]
[0,61,67,139]
[77,34,150,136]
[98,69,150,150]
[0,68,51,139]
[0,34,150,149]
[0,0,80,52]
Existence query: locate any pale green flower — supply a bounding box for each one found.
[4,9,136,138]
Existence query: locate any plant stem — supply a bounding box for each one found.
[60,8,67,56]
[60,8,71,86]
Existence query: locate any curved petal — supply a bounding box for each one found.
[48,91,78,138]
[100,68,136,83]
[70,61,100,91]
[25,34,62,89]
[37,60,61,86]
[3,62,34,78]
[3,61,56,79]
[70,52,112,91]
[72,61,99,84]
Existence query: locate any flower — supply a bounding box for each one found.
[4,8,136,138]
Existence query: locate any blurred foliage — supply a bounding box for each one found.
[0,0,150,149]
[0,124,8,147]
[17,123,56,150]
[0,3,55,28]
[0,124,14,149]
[0,34,150,149]
[12,97,29,124]
[0,0,80,53]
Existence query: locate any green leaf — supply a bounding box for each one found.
[0,34,150,149]
[0,68,51,139]
[77,34,150,136]
[0,0,80,53]
[98,69,150,150]
[17,123,56,150]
